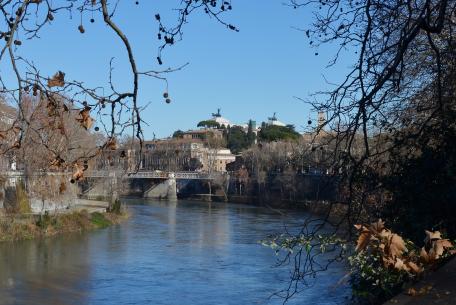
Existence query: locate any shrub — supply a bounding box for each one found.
[35,211,56,229]
[90,212,111,228]
[16,180,31,214]
[107,199,122,214]
[349,219,455,304]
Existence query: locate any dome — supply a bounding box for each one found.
[214,116,231,127]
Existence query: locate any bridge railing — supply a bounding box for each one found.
[0,170,70,177]
[0,170,213,180]
[85,170,212,180]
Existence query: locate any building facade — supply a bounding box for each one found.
[141,139,235,173]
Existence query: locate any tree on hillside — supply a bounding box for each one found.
[258,125,301,142]
[226,126,250,153]
[247,120,256,145]
[197,120,220,129]
[172,130,185,138]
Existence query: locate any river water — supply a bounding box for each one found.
[0,200,350,305]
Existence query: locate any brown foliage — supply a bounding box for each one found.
[355,220,455,275]
[71,163,84,182]
[47,71,65,87]
[105,137,117,150]
[76,107,94,130]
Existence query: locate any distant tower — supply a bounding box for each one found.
[317,111,326,128]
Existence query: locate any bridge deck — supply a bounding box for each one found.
[86,171,211,179]
[1,170,212,180]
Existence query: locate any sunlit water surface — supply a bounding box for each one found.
[0,200,350,305]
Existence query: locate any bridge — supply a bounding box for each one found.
[0,170,217,201]
[84,170,222,201]
[0,170,212,179]
[82,170,218,201]
[85,170,212,180]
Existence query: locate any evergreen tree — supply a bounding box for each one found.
[258,125,300,142]
[227,126,250,154]
[247,120,256,145]
[172,130,184,138]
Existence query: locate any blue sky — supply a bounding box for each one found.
[4,0,354,138]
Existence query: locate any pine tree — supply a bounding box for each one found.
[247,120,256,145]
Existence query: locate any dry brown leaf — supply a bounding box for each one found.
[355,228,371,251]
[406,285,432,297]
[47,101,57,117]
[408,250,418,258]
[59,182,66,194]
[394,258,410,272]
[438,239,453,248]
[431,239,453,259]
[420,285,433,294]
[379,228,392,239]
[420,247,432,263]
[48,71,65,87]
[406,261,423,274]
[76,107,94,130]
[425,230,442,244]
[407,288,418,296]
[382,256,395,267]
[50,157,65,169]
[82,116,93,130]
[388,233,407,258]
[370,219,385,234]
[32,83,39,96]
[106,138,117,150]
[354,224,363,230]
[72,163,84,181]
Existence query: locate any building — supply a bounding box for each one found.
[181,128,224,141]
[267,112,286,127]
[211,108,231,127]
[205,148,236,172]
[142,138,235,173]
[142,139,203,172]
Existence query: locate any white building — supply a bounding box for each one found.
[211,108,231,127]
[267,112,286,127]
[209,148,236,172]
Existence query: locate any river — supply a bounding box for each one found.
[0,200,350,305]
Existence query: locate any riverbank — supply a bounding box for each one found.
[0,209,129,242]
[181,194,348,222]
[384,257,456,305]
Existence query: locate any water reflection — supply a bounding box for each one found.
[0,235,91,305]
[0,200,350,305]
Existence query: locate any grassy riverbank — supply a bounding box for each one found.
[0,209,129,242]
